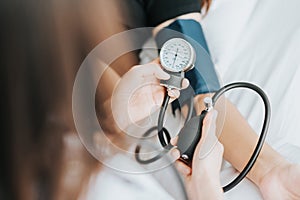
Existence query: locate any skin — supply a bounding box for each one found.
[110,60,189,131]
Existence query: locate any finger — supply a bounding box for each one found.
[197,110,220,159]
[153,66,170,80]
[192,110,216,155]
[181,78,190,89]
[200,109,218,140]
[151,86,166,106]
[132,63,170,80]
[175,161,192,176]
[150,58,160,64]
[170,136,178,146]
[149,59,171,80]
[168,89,180,99]
[170,148,180,159]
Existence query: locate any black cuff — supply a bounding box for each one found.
[143,0,201,27]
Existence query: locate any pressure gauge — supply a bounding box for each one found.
[160,38,196,73]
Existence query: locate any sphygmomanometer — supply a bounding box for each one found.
[135,20,271,192]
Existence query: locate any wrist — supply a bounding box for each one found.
[192,174,223,200]
[194,165,221,182]
[106,97,131,133]
[252,151,289,187]
[258,158,290,187]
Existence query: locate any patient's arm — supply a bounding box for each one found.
[194,94,286,185]
[216,97,300,200]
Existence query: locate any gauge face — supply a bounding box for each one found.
[160,38,195,72]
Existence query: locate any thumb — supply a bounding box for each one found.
[132,63,170,80]
[196,110,219,159]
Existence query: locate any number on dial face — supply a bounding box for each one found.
[160,38,192,72]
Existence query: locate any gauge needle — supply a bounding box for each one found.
[172,48,179,68]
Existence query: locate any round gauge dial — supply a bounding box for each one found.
[160,38,196,72]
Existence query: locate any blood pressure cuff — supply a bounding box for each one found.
[141,0,202,27]
[155,19,220,114]
[155,19,220,95]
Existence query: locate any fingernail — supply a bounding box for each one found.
[212,110,218,120]
[203,111,213,125]
[181,78,189,89]
[168,89,179,98]
[204,110,218,125]
[171,149,180,159]
[161,72,170,79]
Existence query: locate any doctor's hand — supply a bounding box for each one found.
[111,60,189,131]
[171,110,224,200]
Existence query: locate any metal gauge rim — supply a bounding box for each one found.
[159,38,196,73]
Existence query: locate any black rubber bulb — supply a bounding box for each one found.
[176,110,208,166]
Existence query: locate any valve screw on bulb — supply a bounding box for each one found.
[204,97,213,111]
[181,154,189,160]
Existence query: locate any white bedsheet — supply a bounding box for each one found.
[202,0,300,148]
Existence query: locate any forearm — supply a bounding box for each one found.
[96,66,120,104]
[192,153,224,200]
[96,66,121,133]
[192,176,223,200]
[153,12,202,36]
[214,97,286,186]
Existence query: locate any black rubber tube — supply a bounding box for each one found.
[211,82,271,192]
